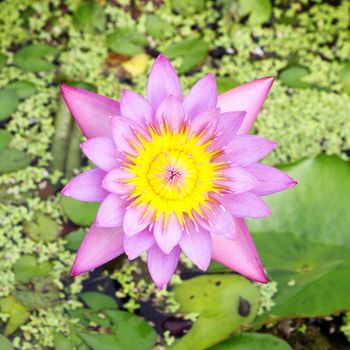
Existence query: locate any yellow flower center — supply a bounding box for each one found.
[124,125,225,225]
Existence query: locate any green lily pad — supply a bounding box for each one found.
[80,292,118,312]
[164,38,209,73]
[209,332,292,350]
[73,2,106,33]
[14,44,59,72]
[340,61,350,95]
[65,229,85,251]
[0,334,14,350]
[106,28,148,56]
[0,130,12,149]
[171,0,206,15]
[0,149,31,174]
[13,255,52,283]
[0,296,30,335]
[279,65,312,89]
[24,214,61,242]
[238,0,272,25]
[0,88,18,121]
[0,54,7,69]
[61,196,99,226]
[216,77,240,94]
[171,275,260,350]
[145,15,173,39]
[7,80,37,99]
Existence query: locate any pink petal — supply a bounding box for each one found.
[102,168,135,195]
[221,192,271,218]
[246,163,297,196]
[211,218,268,283]
[217,76,274,135]
[188,108,219,142]
[147,54,182,112]
[210,209,237,238]
[96,193,126,227]
[155,96,185,133]
[71,225,124,276]
[216,166,258,194]
[60,84,120,139]
[61,168,108,202]
[225,135,277,166]
[124,229,155,260]
[183,73,217,120]
[180,226,212,271]
[154,213,182,254]
[147,244,180,289]
[120,89,153,125]
[80,137,121,172]
[123,205,152,237]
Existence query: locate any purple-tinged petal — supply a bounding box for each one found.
[188,108,219,142]
[221,192,271,218]
[224,135,277,166]
[71,225,124,276]
[183,73,217,120]
[217,76,274,135]
[96,193,126,227]
[60,84,120,139]
[120,89,153,125]
[61,168,108,202]
[102,168,135,194]
[124,229,155,260]
[211,218,268,283]
[246,163,297,196]
[123,205,152,237]
[180,226,212,271]
[216,166,258,194]
[155,96,185,133]
[80,137,121,172]
[154,213,182,254]
[147,244,180,289]
[147,54,182,112]
[210,209,237,238]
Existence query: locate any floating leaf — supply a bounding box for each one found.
[73,2,106,33]
[121,53,149,77]
[0,335,14,350]
[165,38,209,73]
[171,0,206,15]
[80,292,118,312]
[14,44,59,72]
[106,28,147,56]
[145,15,173,39]
[172,275,260,350]
[209,332,292,350]
[0,149,31,174]
[340,61,350,95]
[13,255,52,283]
[0,296,30,335]
[0,130,12,149]
[238,0,272,25]
[279,65,312,89]
[7,80,36,99]
[0,54,7,69]
[65,229,85,251]
[24,214,61,242]
[0,88,18,121]
[216,77,240,94]
[61,196,99,226]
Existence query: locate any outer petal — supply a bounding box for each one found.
[80,137,121,172]
[225,135,277,166]
[183,73,217,120]
[180,227,212,271]
[221,192,271,218]
[71,225,124,276]
[217,76,274,134]
[147,245,180,289]
[246,163,297,196]
[96,193,126,227]
[147,54,182,112]
[211,219,268,283]
[120,89,153,124]
[210,209,237,238]
[60,84,120,139]
[61,168,108,202]
[154,213,182,254]
[102,168,135,194]
[123,205,153,237]
[124,229,155,260]
[155,96,185,133]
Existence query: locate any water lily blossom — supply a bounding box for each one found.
[61,54,296,288]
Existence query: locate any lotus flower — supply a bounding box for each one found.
[61,54,296,288]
